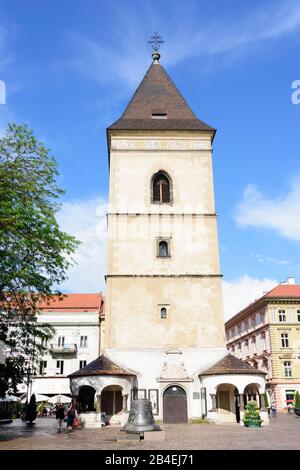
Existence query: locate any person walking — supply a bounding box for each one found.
[55,403,65,433]
[66,404,77,431]
[271,400,277,418]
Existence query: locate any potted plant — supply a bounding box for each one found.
[243,400,262,428]
[294,391,300,417]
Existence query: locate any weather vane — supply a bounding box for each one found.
[148,32,164,62]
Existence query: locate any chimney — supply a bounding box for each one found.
[287,277,296,285]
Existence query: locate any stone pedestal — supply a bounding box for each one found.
[143,431,166,442]
[79,412,104,428]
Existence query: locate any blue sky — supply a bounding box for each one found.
[1,0,300,318]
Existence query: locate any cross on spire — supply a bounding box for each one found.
[148,32,164,62]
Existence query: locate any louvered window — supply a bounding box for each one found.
[152,172,170,203]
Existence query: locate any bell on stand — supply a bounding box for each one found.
[122,398,161,433]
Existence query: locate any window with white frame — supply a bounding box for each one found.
[39,360,47,375]
[284,361,292,377]
[80,336,88,348]
[281,333,289,348]
[279,310,286,322]
[56,360,64,375]
[297,310,300,322]
[79,360,87,369]
[58,336,65,347]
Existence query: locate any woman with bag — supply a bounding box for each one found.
[66,404,78,430]
[55,403,65,433]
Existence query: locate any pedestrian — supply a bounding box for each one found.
[271,400,277,418]
[55,403,65,433]
[66,404,77,430]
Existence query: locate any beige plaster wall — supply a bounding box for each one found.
[104,276,225,349]
[107,214,220,275]
[105,130,225,351]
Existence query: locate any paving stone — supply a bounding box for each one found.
[0,414,299,450]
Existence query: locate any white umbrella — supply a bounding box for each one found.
[48,394,71,404]
[0,394,19,402]
[20,394,49,403]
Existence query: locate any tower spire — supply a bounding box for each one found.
[148,32,164,63]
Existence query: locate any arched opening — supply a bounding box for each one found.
[243,383,260,408]
[216,384,240,423]
[152,171,171,204]
[163,385,187,423]
[101,385,123,417]
[159,240,169,257]
[78,386,96,412]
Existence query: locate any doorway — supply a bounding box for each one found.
[163,385,188,423]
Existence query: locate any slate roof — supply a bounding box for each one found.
[200,354,266,376]
[68,355,136,378]
[108,61,215,133]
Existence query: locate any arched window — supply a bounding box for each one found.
[152,171,171,203]
[159,240,168,257]
[160,307,167,319]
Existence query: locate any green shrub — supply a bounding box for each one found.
[295,391,300,408]
[264,392,269,409]
[243,400,262,427]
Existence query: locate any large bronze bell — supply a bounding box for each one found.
[122,398,161,433]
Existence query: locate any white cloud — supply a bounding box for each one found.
[222,275,278,322]
[64,0,300,87]
[235,178,300,242]
[254,255,292,265]
[56,197,108,293]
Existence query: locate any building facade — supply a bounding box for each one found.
[17,294,103,400]
[225,278,300,411]
[69,49,268,427]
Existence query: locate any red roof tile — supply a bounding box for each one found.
[38,293,103,312]
[265,285,300,298]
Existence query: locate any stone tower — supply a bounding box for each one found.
[104,55,226,353]
[69,50,268,426]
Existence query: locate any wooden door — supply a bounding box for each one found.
[163,386,188,423]
[218,391,231,413]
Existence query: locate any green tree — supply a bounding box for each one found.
[26,393,37,425]
[295,391,300,409]
[243,400,262,427]
[0,123,80,398]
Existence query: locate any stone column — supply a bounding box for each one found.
[72,395,78,409]
[122,394,128,412]
[259,394,266,411]
[210,394,217,412]
[239,395,245,411]
[96,395,101,412]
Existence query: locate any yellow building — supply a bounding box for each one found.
[225,278,300,411]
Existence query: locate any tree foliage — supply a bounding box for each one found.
[295,391,300,409]
[0,123,80,397]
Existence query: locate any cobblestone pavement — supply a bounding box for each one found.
[0,414,299,450]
